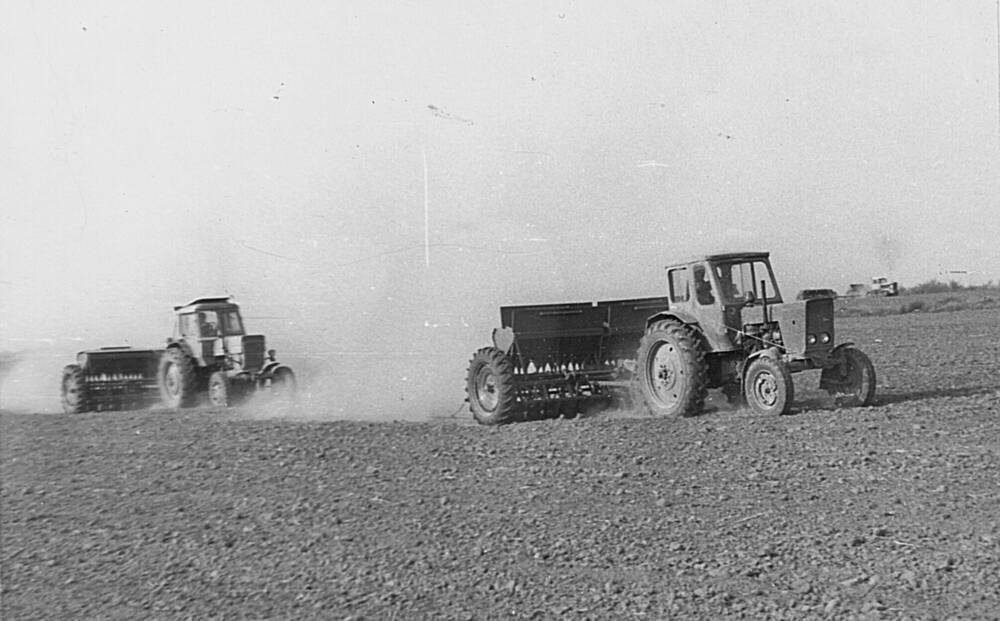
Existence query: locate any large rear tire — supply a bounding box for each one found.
[158,348,198,408]
[636,320,709,417]
[743,356,794,415]
[466,347,518,425]
[61,364,89,414]
[821,346,876,407]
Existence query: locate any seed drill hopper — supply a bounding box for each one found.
[61,347,163,413]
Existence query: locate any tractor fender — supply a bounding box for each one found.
[818,342,856,373]
[818,342,856,368]
[261,361,292,379]
[741,347,785,382]
[645,310,699,330]
[166,340,197,362]
[829,342,855,357]
[819,342,858,391]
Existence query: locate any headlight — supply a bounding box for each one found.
[807,334,817,345]
[771,330,782,343]
[820,332,831,344]
[77,353,88,368]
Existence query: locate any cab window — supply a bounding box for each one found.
[179,314,199,338]
[693,264,715,305]
[668,268,689,302]
[714,260,780,304]
[221,310,244,336]
[196,311,220,337]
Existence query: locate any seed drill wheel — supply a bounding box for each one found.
[158,348,197,408]
[743,356,794,415]
[636,320,709,417]
[821,346,876,407]
[208,371,230,407]
[61,364,89,414]
[466,347,517,425]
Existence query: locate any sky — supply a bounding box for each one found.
[2,1,999,414]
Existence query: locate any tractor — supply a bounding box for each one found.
[465,252,876,424]
[158,297,296,408]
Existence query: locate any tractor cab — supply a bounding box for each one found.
[664,253,783,353]
[168,297,265,373]
[175,306,245,340]
[159,296,294,408]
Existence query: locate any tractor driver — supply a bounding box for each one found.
[714,263,742,303]
[694,265,715,305]
[198,312,217,338]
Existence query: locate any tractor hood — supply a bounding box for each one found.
[209,334,267,372]
[769,297,835,357]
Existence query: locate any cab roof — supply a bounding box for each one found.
[172,296,240,313]
[667,251,770,267]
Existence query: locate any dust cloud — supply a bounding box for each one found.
[0,348,65,414]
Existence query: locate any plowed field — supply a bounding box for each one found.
[3,309,999,620]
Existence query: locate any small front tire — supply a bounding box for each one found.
[744,356,794,415]
[821,347,876,407]
[268,367,297,400]
[208,371,230,407]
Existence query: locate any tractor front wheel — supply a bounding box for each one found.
[636,320,709,417]
[821,347,876,407]
[466,347,517,425]
[208,371,230,407]
[268,367,297,400]
[158,348,197,408]
[744,356,794,415]
[61,364,89,414]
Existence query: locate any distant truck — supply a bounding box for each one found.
[61,297,295,413]
[869,277,899,297]
[466,251,877,424]
[845,278,899,298]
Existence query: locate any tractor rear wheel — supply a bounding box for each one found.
[636,320,709,417]
[61,364,89,414]
[744,356,794,415]
[821,347,876,407]
[158,348,197,408]
[466,347,517,425]
[208,371,230,407]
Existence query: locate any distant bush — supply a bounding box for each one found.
[899,300,926,314]
[900,280,962,295]
[901,280,1000,295]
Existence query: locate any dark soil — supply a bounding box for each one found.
[3,309,999,620]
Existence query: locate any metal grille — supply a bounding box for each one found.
[242,335,266,371]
